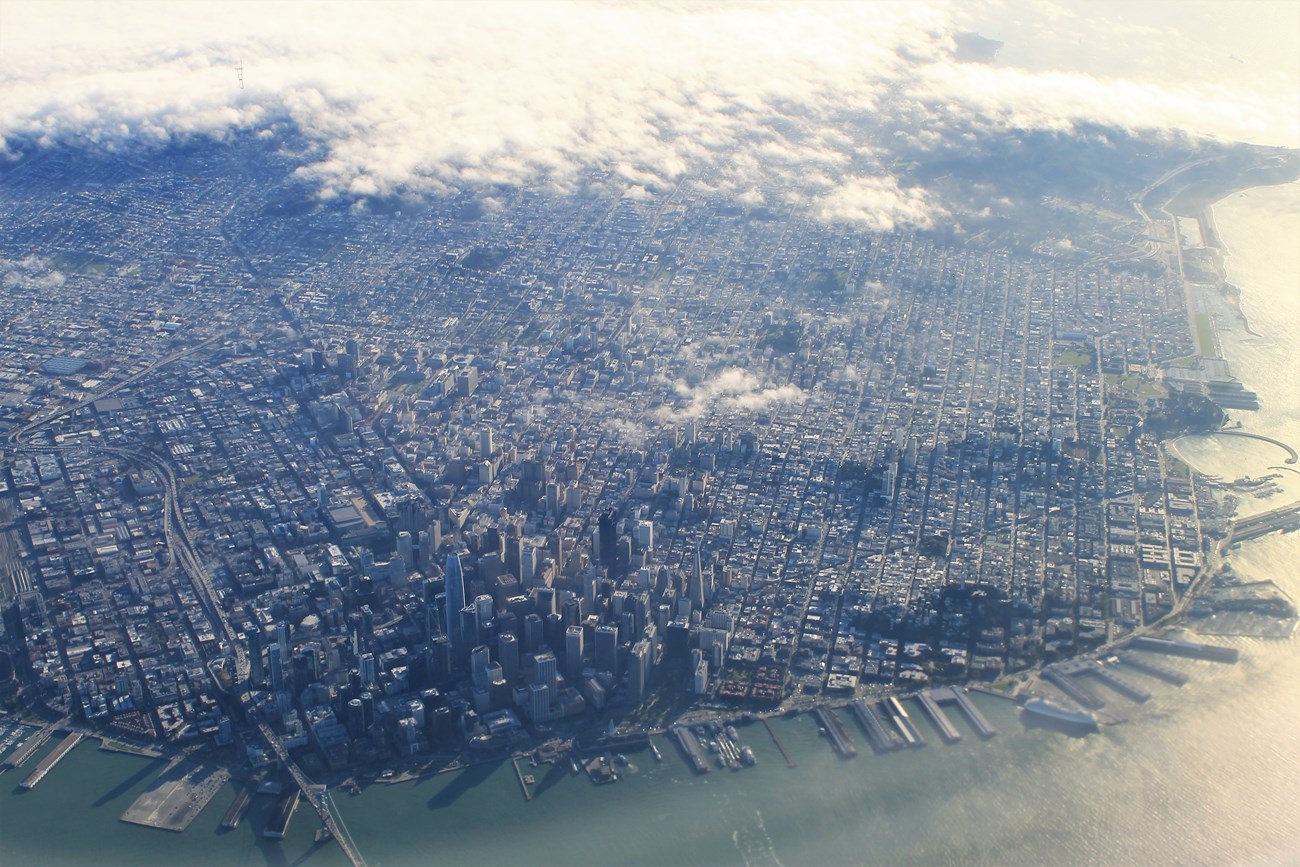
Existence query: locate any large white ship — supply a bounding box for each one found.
[1021,697,1100,732]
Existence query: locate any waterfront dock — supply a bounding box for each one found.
[18,731,84,790]
[849,699,904,752]
[914,692,961,744]
[219,784,255,830]
[933,687,997,738]
[3,722,57,770]
[813,705,858,758]
[511,756,533,801]
[1117,652,1189,686]
[121,758,231,833]
[1084,662,1151,703]
[264,790,300,839]
[1126,636,1239,663]
[884,696,926,747]
[1042,666,1106,710]
[671,724,712,774]
[761,718,796,767]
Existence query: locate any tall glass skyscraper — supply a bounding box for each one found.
[444,552,465,649]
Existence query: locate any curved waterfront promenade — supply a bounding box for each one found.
[1172,430,1298,465]
[1215,430,1299,463]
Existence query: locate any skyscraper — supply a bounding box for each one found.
[565,625,584,679]
[628,638,653,703]
[247,625,264,688]
[688,544,706,612]
[498,632,520,683]
[595,624,620,674]
[444,552,465,649]
[535,650,559,692]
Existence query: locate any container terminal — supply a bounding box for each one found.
[849,699,904,752]
[1116,652,1189,686]
[1126,636,1240,663]
[914,692,962,744]
[18,731,84,790]
[813,705,857,758]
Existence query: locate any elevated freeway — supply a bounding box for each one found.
[8,341,365,867]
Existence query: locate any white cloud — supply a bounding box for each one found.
[667,367,806,420]
[1,0,1295,227]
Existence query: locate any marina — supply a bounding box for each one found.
[2,722,57,770]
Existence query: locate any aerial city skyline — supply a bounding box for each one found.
[0,2,1298,865]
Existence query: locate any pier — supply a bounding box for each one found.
[18,731,84,790]
[120,758,231,833]
[933,687,997,739]
[264,790,300,839]
[220,784,256,830]
[849,699,904,752]
[1083,662,1151,703]
[511,756,533,802]
[671,724,711,774]
[813,705,858,758]
[761,718,796,767]
[1127,636,1239,663]
[1117,652,1189,686]
[914,692,961,744]
[1227,501,1300,544]
[884,696,926,747]
[1042,666,1106,710]
[3,722,58,770]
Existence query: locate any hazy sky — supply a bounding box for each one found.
[2,0,1296,227]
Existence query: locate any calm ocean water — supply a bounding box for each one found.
[2,183,1297,867]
